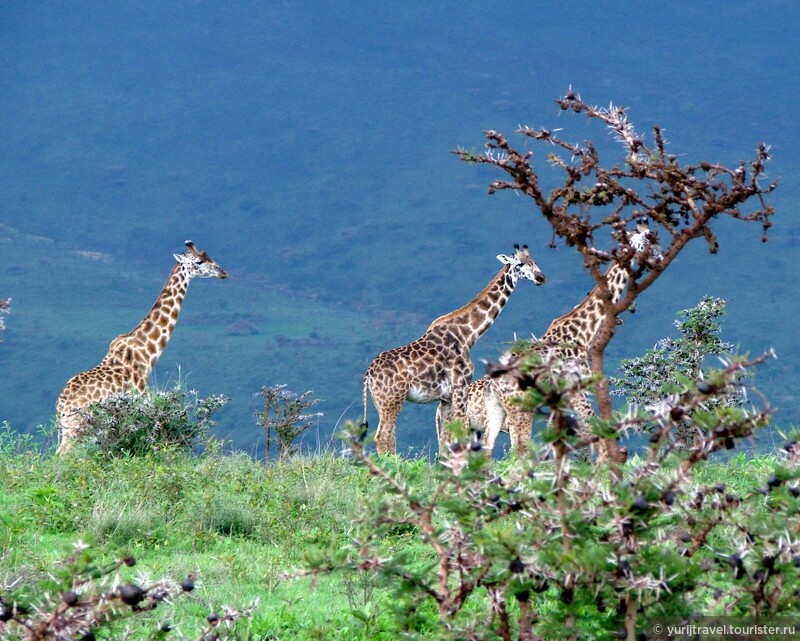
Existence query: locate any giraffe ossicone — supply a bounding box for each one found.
[55,240,227,454]
[362,244,545,455]
[468,218,662,455]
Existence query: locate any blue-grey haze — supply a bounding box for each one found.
[1,1,798,456]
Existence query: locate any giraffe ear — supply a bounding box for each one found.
[496,254,514,264]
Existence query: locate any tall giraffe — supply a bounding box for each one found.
[55,240,227,453]
[468,219,661,453]
[362,244,545,455]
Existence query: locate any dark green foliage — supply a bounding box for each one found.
[78,384,228,457]
[305,349,799,641]
[255,385,323,461]
[612,297,747,446]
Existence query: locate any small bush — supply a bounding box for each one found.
[255,385,323,461]
[197,495,259,539]
[79,384,228,457]
[87,500,167,547]
[612,296,747,446]
[0,421,36,457]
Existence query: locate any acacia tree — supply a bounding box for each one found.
[455,90,775,465]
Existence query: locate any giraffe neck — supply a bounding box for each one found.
[104,263,191,376]
[542,261,630,350]
[427,265,516,349]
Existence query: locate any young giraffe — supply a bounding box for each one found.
[363,244,545,455]
[468,219,661,454]
[55,240,227,453]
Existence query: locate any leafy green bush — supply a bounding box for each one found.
[307,350,799,641]
[612,297,746,446]
[0,421,36,457]
[77,384,228,457]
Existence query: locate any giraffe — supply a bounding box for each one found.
[55,240,227,453]
[362,244,545,455]
[468,219,661,454]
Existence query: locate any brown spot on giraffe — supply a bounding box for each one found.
[55,240,227,454]
[362,244,545,455]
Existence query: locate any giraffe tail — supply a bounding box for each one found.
[360,373,369,441]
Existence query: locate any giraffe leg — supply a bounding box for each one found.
[56,412,82,455]
[466,378,490,448]
[440,372,470,453]
[566,391,598,460]
[482,382,507,455]
[506,406,533,454]
[487,374,533,455]
[435,401,453,451]
[373,396,404,455]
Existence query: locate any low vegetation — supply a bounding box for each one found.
[0,423,795,640]
[0,440,391,640]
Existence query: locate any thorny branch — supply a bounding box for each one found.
[0,544,255,641]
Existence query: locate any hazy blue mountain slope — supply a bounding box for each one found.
[1,1,797,455]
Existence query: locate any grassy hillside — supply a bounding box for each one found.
[0,432,782,640]
[0,441,410,639]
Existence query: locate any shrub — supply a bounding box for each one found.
[79,384,228,457]
[307,351,797,641]
[0,421,37,457]
[611,296,747,446]
[87,500,167,548]
[254,385,323,461]
[196,495,259,539]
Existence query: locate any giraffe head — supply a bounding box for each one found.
[174,240,228,280]
[629,218,663,266]
[497,244,546,286]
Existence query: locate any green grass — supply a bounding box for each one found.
[0,444,780,640]
[0,446,435,639]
